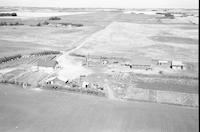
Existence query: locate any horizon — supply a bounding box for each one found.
[0,6,199,9]
[0,0,198,9]
[0,5,199,10]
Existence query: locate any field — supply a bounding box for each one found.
[74,22,198,62]
[0,84,198,132]
[0,25,97,57]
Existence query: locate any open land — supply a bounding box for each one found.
[0,84,198,132]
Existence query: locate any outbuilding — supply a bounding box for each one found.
[45,77,65,86]
[157,60,169,65]
[128,59,152,70]
[170,61,184,70]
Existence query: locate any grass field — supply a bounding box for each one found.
[0,84,198,132]
[74,22,198,62]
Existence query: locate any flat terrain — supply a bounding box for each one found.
[0,84,198,132]
[0,25,97,57]
[74,22,198,62]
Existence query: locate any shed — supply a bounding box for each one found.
[128,59,152,70]
[171,61,184,70]
[157,60,169,65]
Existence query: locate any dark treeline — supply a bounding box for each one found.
[49,16,61,20]
[0,21,24,26]
[36,21,49,26]
[0,54,22,64]
[0,13,17,17]
[30,51,61,56]
[156,12,175,19]
[59,23,83,27]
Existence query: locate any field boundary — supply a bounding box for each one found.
[125,87,198,107]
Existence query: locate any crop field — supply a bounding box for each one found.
[0,84,198,132]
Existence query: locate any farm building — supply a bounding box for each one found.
[126,59,152,70]
[170,61,184,70]
[37,59,58,72]
[45,77,65,86]
[157,60,169,65]
[130,64,152,70]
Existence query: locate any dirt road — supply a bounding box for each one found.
[56,34,93,81]
[56,27,107,81]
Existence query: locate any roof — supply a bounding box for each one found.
[46,77,65,85]
[38,59,57,68]
[158,60,168,63]
[171,61,183,66]
[45,76,57,82]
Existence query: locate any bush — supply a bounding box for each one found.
[11,13,17,16]
[49,17,61,20]
[13,22,24,25]
[72,23,83,27]
[0,22,7,26]
[36,23,41,26]
[43,21,49,25]
[164,13,174,19]
[9,23,14,26]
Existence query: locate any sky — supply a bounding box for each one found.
[0,0,198,9]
